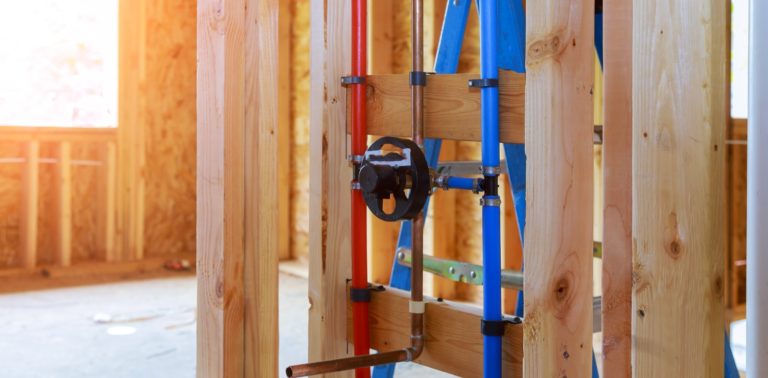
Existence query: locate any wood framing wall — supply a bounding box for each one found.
[0,0,197,278]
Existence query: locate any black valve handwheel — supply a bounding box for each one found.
[358,137,431,222]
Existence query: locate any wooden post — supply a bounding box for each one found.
[308,0,353,374]
[602,0,633,375]
[632,1,725,376]
[367,0,398,284]
[277,0,292,261]
[196,0,280,376]
[523,1,594,377]
[118,0,146,262]
[19,140,39,270]
[501,177,523,314]
[433,142,459,300]
[97,142,117,262]
[55,141,73,267]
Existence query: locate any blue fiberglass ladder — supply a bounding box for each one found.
[374,1,739,377]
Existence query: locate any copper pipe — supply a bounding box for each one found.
[411,0,424,146]
[286,350,411,377]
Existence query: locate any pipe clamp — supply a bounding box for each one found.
[409,300,425,314]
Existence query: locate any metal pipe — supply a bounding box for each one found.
[349,0,370,377]
[412,0,424,147]
[748,0,768,375]
[479,0,502,376]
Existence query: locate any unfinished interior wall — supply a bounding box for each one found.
[0,0,197,269]
[290,0,311,259]
[142,0,197,257]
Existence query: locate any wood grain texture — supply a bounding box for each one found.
[523,1,594,377]
[197,0,279,375]
[277,0,292,261]
[352,71,525,143]
[432,141,459,299]
[142,0,197,259]
[96,142,117,262]
[19,141,39,269]
[367,0,398,285]
[118,0,146,262]
[348,287,523,377]
[308,0,353,375]
[243,0,280,375]
[54,142,72,267]
[601,0,633,375]
[632,1,726,376]
[289,0,311,260]
[727,119,747,311]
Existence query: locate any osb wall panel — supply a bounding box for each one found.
[290,0,310,259]
[70,143,100,263]
[142,0,197,257]
[0,142,22,267]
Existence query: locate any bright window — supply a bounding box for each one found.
[0,1,117,127]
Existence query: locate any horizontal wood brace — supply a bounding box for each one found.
[347,71,526,143]
[346,286,523,377]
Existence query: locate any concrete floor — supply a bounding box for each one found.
[0,273,747,377]
[0,273,449,377]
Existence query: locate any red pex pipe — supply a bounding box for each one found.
[350,1,370,378]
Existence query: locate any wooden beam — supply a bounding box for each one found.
[0,127,117,142]
[432,141,459,299]
[244,0,281,375]
[601,0,633,375]
[523,1,594,377]
[118,0,146,262]
[19,140,39,270]
[196,0,280,376]
[97,142,117,262]
[367,0,398,285]
[348,287,523,377]
[308,0,353,374]
[54,142,73,267]
[352,71,525,143]
[502,176,523,314]
[277,0,292,261]
[632,1,726,376]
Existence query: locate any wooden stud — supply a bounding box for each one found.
[196,0,280,376]
[501,176,523,314]
[308,0,353,374]
[632,1,726,376]
[352,71,526,142]
[601,0,633,375]
[54,142,73,267]
[367,0,398,285]
[19,140,39,270]
[432,141,459,299]
[523,1,594,377]
[118,0,146,262]
[350,287,523,377]
[97,142,117,262]
[277,0,292,261]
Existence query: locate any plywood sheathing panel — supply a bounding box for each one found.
[290,0,310,260]
[142,0,197,258]
[0,142,22,267]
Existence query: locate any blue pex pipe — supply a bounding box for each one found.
[479,0,501,377]
[446,177,476,191]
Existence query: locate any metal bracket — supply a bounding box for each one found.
[468,78,499,88]
[341,75,365,86]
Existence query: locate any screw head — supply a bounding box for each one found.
[448,266,456,274]
[470,271,477,279]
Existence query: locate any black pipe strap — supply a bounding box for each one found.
[468,78,499,88]
[350,284,385,303]
[481,317,522,337]
[341,75,366,86]
[410,71,427,86]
